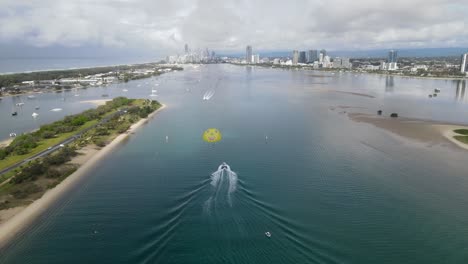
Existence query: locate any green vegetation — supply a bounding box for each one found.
[454,129,468,136]
[454,136,468,145]
[0,97,161,210]
[0,63,183,88]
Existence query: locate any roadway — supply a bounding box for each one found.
[0,109,126,177]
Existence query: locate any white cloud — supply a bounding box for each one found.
[0,0,466,54]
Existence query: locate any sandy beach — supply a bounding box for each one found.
[0,104,166,249]
[347,112,468,150]
[0,138,13,148]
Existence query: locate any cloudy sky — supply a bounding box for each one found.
[0,0,467,57]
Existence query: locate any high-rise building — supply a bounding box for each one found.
[246,45,253,64]
[388,50,398,63]
[461,53,468,73]
[184,44,189,54]
[299,51,307,63]
[252,54,260,64]
[292,50,299,65]
[341,57,351,68]
[307,50,318,63]
[320,49,327,58]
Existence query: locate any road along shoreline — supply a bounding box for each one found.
[0,104,166,249]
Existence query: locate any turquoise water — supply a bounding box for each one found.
[1,65,468,263]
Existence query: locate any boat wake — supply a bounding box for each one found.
[203,162,238,215]
[202,89,215,101]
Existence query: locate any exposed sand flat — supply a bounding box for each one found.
[348,112,468,150]
[435,125,468,151]
[79,99,111,106]
[0,104,166,249]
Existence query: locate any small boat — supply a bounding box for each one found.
[265,232,271,238]
[165,136,169,143]
[32,112,39,118]
[11,111,18,116]
[35,106,40,110]
[27,95,36,99]
[9,132,17,137]
[434,88,441,93]
[16,102,24,106]
[221,162,228,170]
[152,89,157,93]
[122,89,128,92]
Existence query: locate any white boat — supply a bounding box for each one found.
[152,89,157,93]
[27,95,36,99]
[265,232,271,238]
[16,102,24,106]
[218,162,230,171]
[122,89,128,92]
[9,133,17,137]
[50,108,63,112]
[32,112,39,118]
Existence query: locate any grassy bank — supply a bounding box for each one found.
[0,97,161,210]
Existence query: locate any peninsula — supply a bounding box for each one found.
[0,97,164,248]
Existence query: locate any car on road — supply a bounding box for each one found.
[47,147,52,150]
[59,144,65,147]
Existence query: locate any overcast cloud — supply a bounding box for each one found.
[0,0,467,55]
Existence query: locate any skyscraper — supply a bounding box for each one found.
[320,49,327,58]
[461,53,468,73]
[388,50,398,63]
[246,45,253,64]
[184,44,189,54]
[298,51,307,63]
[307,50,318,63]
[292,50,299,65]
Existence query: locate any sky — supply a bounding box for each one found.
[0,0,467,58]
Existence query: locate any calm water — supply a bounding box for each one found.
[1,65,468,263]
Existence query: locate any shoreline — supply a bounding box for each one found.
[232,63,467,81]
[346,112,468,150]
[0,104,166,249]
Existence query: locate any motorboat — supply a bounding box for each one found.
[32,112,39,118]
[11,111,17,116]
[9,133,17,137]
[219,162,229,170]
[265,232,271,238]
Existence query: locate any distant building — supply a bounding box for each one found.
[246,45,253,64]
[388,50,398,63]
[307,50,318,63]
[320,49,327,58]
[461,53,468,73]
[252,54,260,64]
[380,61,387,70]
[185,44,189,54]
[292,50,299,65]
[273,58,280,65]
[333,57,351,69]
[299,51,307,63]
